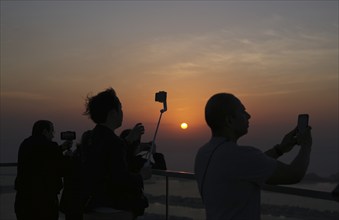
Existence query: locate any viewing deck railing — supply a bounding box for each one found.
[151,169,338,220]
[1,163,338,220]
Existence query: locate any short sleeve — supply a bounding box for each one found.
[235,147,277,186]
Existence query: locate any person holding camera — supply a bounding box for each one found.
[194,93,312,220]
[60,130,92,220]
[14,120,72,220]
[120,129,167,173]
[82,88,151,220]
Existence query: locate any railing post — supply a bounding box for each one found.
[166,175,169,220]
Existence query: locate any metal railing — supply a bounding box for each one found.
[152,169,338,200]
[0,163,17,167]
[151,169,339,220]
[2,163,338,220]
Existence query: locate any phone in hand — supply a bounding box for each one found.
[297,114,309,134]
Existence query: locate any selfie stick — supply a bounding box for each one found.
[145,96,167,164]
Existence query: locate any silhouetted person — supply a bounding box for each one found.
[14,120,71,220]
[60,130,92,220]
[120,129,167,173]
[82,88,151,220]
[194,93,312,220]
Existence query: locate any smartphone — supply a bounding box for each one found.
[297,114,309,133]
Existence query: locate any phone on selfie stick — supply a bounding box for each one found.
[144,91,167,167]
[297,114,309,134]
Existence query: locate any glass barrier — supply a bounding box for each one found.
[261,190,339,220]
[0,166,17,220]
[140,174,204,220]
[142,175,168,219]
[144,175,339,220]
[1,166,338,220]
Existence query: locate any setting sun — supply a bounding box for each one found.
[180,122,188,130]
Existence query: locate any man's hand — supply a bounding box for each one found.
[125,123,145,144]
[266,126,312,185]
[296,126,312,149]
[278,128,298,154]
[60,140,73,151]
[64,149,73,157]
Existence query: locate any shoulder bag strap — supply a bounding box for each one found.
[200,139,228,201]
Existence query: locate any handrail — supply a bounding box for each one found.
[0,163,17,167]
[152,169,195,179]
[1,163,338,201]
[151,169,338,220]
[1,163,338,220]
[152,169,339,202]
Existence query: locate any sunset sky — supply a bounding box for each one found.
[1,1,338,177]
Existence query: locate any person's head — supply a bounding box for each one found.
[205,93,251,140]
[32,120,54,140]
[84,88,123,128]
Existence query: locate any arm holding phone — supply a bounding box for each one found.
[265,114,310,158]
[265,114,312,185]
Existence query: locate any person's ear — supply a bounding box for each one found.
[42,128,51,139]
[224,115,233,127]
[110,109,117,117]
[42,128,48,136]
[106,109,117,121]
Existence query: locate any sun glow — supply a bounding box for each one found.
[180,122,188,130]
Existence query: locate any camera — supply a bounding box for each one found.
[155,91,167,103]
[60,131,76,141]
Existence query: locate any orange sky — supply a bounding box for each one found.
[1,1,338,175]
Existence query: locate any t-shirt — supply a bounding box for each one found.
[194,137,277,220]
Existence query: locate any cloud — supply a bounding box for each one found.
[1,91,49,101]
[110,25,337,99]
[139,25,337,72]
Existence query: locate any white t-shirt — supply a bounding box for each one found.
[194,137,277,220]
